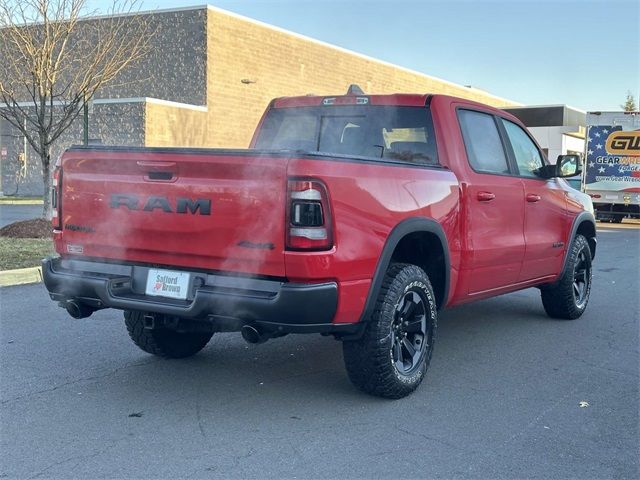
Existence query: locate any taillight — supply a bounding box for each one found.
[52,166,62,230]
[286,179,333,251]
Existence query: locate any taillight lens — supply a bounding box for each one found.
[52,166,62,230]
[286,179,333,250]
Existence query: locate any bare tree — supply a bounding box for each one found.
[0,0,153,217]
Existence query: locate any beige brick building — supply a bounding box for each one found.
[0,4,520,195]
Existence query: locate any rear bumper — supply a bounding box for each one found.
[42,257,359,335]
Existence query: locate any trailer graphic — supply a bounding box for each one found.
[584,112,640,222]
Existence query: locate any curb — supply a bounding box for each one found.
[0,266,43,287]
[0,200,43,205]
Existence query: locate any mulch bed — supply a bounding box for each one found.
[0,218,52,239]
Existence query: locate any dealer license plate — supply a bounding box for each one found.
[145,269,190,300]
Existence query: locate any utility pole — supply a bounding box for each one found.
[83,95,89,146]
[0,119,4,197]
[23,116,27,172]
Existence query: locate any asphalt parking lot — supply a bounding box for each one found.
[1,225,638,479]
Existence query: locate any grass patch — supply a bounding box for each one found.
[0,237,55,270]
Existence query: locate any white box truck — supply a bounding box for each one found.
[584,111,640,222]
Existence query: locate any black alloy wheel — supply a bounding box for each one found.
[572,247,590,309]
[541,234,592,320]
[391,289,432,376]
[343,263,438,399]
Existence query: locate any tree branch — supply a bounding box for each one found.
[0,0,154,217]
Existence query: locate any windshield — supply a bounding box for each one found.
[254,105,439,165]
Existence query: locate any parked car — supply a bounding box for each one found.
[43,87,596,398]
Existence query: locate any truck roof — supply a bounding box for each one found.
[271,91,520,124]
[272,93,430,108]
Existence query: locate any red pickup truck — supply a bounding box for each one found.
[43,87,596,398]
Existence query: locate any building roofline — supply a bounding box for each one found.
[504,104,586,114]
[205,5,521,106]
[73,4,210,22]
[57,2,520,106]
[0,5,210,31]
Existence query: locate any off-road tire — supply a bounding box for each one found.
[540,234,592,320]
[343,263,437,399]
[124,311,213,358]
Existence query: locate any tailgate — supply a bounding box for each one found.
[57,148,288,277]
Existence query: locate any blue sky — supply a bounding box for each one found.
[106,0,638,111]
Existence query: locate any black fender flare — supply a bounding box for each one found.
[358,217,451,323]
[561,211,597,273]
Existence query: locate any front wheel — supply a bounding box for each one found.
[540,234,592,320]
[124,311,213,358]
[343,263,437,399]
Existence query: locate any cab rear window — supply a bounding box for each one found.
[254,105,439,166]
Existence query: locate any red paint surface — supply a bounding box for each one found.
[53,94,593,324]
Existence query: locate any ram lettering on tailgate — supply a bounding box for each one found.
[110,194,211,215]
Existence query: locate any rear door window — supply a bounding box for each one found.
[458,109,510,174]
[256,112,319,151]
[254,105,439,165]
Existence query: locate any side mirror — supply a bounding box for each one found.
[555,154,582,178]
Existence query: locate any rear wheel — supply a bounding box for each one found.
[124,311,213,358]
[540,234,592,320]
[343,263,437,399]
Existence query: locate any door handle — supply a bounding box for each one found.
[526,193,541,203]
[136,161,177,171]
[477,191,495,202]
[137,161,177,182]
